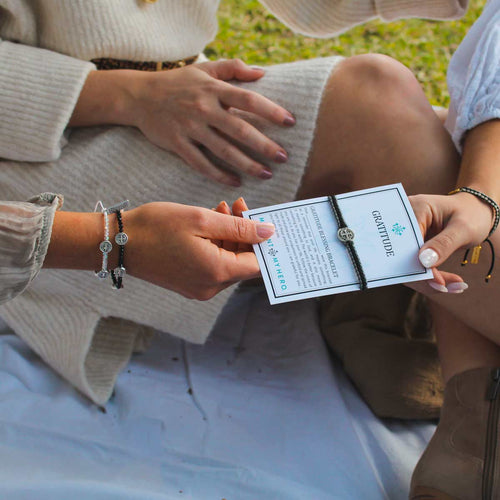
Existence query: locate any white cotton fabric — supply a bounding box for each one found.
[0,0,469,404]
[0,287,435,500]
[446,0,500,150]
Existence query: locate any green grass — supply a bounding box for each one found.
[206,0,486,106]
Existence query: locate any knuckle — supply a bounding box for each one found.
[193,99,211,117]
[203,78,220,93]
[192,209,210,232]
[271,107,283,122]
[234,122,251,141]
[436,231,456,251]
[265,143,277,158]
[217,144,231,159]
[206,265,226,285]
[169,133,185,150]
[244,161,263,176]
[241,92,257,109]
[234,218,250,240]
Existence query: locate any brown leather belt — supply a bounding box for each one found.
[90,55,198,71]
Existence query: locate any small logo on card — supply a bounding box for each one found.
[391,223,406,236]
[268,248,279,257]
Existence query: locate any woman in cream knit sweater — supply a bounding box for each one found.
[1,1,499,498]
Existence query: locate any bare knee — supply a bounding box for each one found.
[302,53,458,198]
[332,53,428,109]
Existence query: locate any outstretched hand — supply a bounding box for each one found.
[123,201,273,300]
[407,192,493,295]
[134,59,295,186]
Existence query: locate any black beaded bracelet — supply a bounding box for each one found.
[448,187,499,282]
[110,210,128,289]
[328,195,367,291]
[448,187,499,237]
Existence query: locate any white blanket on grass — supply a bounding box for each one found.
[0,286,434,500]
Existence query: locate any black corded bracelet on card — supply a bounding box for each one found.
[328,195,367,291]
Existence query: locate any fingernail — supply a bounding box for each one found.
[447,282,469,293]
[419,248,439,268]
[222,201,230,210]
[259,169,273,180]
[428,281,448,293]
[256,223,275,238]
[250,66,265,72]
[275,151,288,163]
[283,114,296,126]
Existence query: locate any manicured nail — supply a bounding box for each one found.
[283,114,296,126]
[428,281,448,293]
[275,150,288,163]
[419,248,439,268]
[447,282,469,293]
[259,169,273,180]
[256,223,275,238]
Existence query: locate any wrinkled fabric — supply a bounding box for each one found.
[0,193,61,305]
[446,0,500,149]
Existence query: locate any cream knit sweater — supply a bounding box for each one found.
[0,0,467,405]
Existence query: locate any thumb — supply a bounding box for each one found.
[418,220,469,269]
[202,211,275,243]
[207,59,265,82]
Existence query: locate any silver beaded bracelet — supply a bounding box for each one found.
[94,200,130,284]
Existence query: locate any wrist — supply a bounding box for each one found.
[45,211,105,270]
[69,70,150,128]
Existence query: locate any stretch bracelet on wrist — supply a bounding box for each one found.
[448,187,499,282]
[94,200,130,287]
[110,209,128,289]
[94,201,112,280]
[328,195,367,291]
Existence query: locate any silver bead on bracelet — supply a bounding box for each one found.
[94,200,130,283]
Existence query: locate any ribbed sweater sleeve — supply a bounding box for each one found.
[0,40,95,162]
[0,193,62,305]
[259,0,468,38]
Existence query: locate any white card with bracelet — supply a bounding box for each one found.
[243,183,432,304]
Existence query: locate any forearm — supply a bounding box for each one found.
[456,120,500,202]
[44,211,118,271]
[68,70,149,128]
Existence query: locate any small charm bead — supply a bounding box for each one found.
[115,232,128,245]
[114,266,126,278]
[337,227,355,243]
[96,270,109,280]
[99,240,113,253]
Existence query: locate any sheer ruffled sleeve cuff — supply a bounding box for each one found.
[0,193,63,305]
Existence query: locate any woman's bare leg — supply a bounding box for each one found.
[298,53,500,376]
